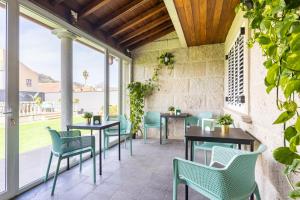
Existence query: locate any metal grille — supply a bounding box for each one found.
[227,33,245,105]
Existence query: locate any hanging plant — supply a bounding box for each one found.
[240,0,300,198]
[128,53,176,136]
[158,52,175,72]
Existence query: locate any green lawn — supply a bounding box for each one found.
[0,115,90,159]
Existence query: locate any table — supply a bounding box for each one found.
[160,113,189,144]
[67,121,121,175]
[184,126,256,200]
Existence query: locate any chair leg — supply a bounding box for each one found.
[104,135,107,159]
[173,177,178,200]
[51,156,61,196]
[253,184,261,200]
[79,153,82,172]
[124,137,127,149]
[130,136,133,156]
[92,148,96,184]
[45,152,53,182]
[144,128,147,144]
[204,150,208,165]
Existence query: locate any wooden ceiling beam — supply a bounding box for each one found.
[118,15,170,44]
[97,0,148,30]
[79,0,111,19]
[111,3,166,37]
[128,27,174,50]
[123,22,173,48]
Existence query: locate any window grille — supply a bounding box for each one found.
[227,28,245,105]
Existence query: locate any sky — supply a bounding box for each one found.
[0,5,119,87]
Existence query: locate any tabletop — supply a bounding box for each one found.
[67,121,120,130]
[185,126,255,143]
[161,113,189,118]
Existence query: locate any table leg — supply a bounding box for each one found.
[90,130,93,158]
[185,139,189,200]
[160,116,162,145]
[190,141,194,161]
[165,117,168,142]
[238,143,241,150]
[118,122,121,161]
[99,129,102,175]
[67,127,70,170]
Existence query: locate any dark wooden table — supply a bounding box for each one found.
[184,126,256,200]
[67,121,121,175]
[160,113,189,144]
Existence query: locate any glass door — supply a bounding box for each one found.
[0,0,7,195]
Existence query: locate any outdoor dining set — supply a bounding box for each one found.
[45,111,265,200]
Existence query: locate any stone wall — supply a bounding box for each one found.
[224,11,290,199]
[132,32,224,139]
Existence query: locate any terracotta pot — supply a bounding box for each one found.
[86,118,91,125]
[221,125,229,134]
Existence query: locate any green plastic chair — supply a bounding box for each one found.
[104,114,132,158]
[143,111,165,144]
[45,127,96,195]
[193,112,235,164]
[173,144,266,200]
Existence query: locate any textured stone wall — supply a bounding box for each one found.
[132,32,224,139]
[224,11,290,199]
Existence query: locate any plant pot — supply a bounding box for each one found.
[221,125,229,134]
[132,133,136,139]
[86,118,91,125]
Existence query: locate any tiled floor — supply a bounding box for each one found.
[15,139,208,200]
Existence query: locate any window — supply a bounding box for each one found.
[227,28,245,105]
[109,54,120,116]
[25,79,32,87]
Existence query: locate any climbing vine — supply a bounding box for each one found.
[240,0,300,198]
[128,52,175,135]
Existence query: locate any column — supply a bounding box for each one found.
[104,49,109,119]
[118,58,123,116]
[52,29,76,130]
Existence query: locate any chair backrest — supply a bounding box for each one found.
[185,116,199,126]
[144,111,160,124]
[118,115,128,130]
[197,112,213,126]
[224,144,267,198]
[46,127,62,154]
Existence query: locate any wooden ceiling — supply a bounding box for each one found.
[29,0,239,54]
[174,0,240,46]
[29,0,174,55]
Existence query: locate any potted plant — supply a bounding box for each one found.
[83,112,93,125]
[168,106,175,115]
[216,114,234,134]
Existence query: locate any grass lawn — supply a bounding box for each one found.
[0,115,90,159]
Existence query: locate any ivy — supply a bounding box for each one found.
[240,0,300,198]
[128,52,175,135]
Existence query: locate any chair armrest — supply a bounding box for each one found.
[59,130,81,137]
[211,146,245,166]
[173,157,227,196]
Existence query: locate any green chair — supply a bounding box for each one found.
[193,112,235,164]
[45,127,96,195]
[173,144,266,200]
[104,114,132,158]
[143,111,164,144]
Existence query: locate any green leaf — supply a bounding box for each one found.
[266,84,275,93]
[273,111,295,124]
[284,159,300,174]
[290,134,300,152]
[289,189,300,199]
[284,80,300,98]
[285,0,300,9]
[283,101,298,112]
[273,147,300,165]
[285,126,297,142]
[296,117,300,132]
[286,52,300,71]
[290,33,300,52]
[266,64,279,85]
[256,35,271,45]
[295,181,300,187]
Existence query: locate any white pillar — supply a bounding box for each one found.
[118,58,123,115]
[53,29,76,130]
[104,49,109,119]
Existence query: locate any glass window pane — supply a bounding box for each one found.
[109,55,119,116]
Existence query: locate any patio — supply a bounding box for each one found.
[1,0,300,200]
[15,139,208,200]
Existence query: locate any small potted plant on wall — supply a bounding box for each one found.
[83,112,93,125]
[216,114,234,134]
[168,106,175,115]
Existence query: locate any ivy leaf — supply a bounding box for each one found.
[289,189,300,199]
[290,134,300,152]
[284,80,300,99]
[266,84,275,93]
[284,159,300,175]
[266,64,279,85]
[295,181,300,187]
[285,126,297,142]
[256,35,271,45]
[286,52,300,71]
[283,101,298,112]
[273,111,295,124]
[273,147,300,165]
[290,33,300,52]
